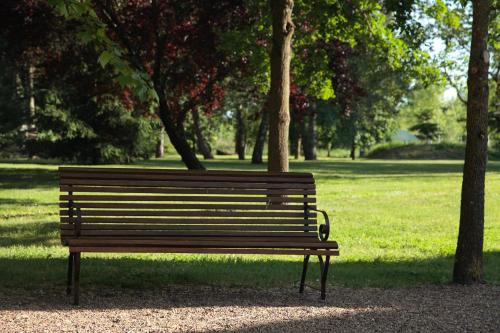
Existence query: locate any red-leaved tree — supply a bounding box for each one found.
[92,0,248,169]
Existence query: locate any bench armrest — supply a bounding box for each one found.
[309,208,330,241]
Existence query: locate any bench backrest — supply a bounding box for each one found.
[59,167,318,244]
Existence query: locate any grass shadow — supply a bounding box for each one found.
[0,198,39,205]
[0,221,60,247]
[138,158,500,176]
[0,168,57,189]
[293,160,500,176]
[1,160,499,187]
[0,251,497,299]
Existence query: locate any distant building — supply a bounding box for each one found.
[391,130,419,143]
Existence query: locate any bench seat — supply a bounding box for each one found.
[67,238,339,255]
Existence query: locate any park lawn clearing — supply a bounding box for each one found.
[0,157,499,291]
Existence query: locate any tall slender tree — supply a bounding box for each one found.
[155,128,164,158]
[235,104,246,160]
[192,109,214,160]
[267,0,294,172]
[251,100,269,164]
[302,110,317,160]
[453,0,491,284]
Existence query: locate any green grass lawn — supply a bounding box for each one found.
[1,157,499,291]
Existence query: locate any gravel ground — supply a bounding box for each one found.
[0,285,498,333]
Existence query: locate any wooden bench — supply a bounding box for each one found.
[59,167,339,304]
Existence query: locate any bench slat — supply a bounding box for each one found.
[64,236,319,242]
[68,247,339,256]
[60,179,315,189]
[60,195,316,204]
[66,239,337,248]
[59,202,313,211]
[61,230,316,237]
[60,186,316,196]
[60,172,314,183]
[60,224,317,232]
[60,217,317,224]
[59,167,313,178]
[60,209,315,218]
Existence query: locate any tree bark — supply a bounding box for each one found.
[155,127,164,158]
[235,104,246,160]
[192,110,214,160]
[292,132,301,159]
[156,90,205,170]
[350,136,356,161]
[21,65,37,141]
[303,111,316,160]
[251,100,269,164]
[453,0,490,284]
[267,0,294,172]
[289,113,300,159]
[27,65,36,132]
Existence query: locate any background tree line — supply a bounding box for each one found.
[2,0,497,166]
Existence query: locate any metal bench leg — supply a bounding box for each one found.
[73,252,81,305]
[66,253,74,295]
[319,255,331,300]
[299,255,310,293]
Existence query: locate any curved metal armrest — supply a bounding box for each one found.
[309,208,330,241]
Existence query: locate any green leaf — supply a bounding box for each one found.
[98,50,113,67]
[117,74,134,87]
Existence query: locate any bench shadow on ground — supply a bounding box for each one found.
[0,251,498,311]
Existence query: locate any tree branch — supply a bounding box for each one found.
[443,67,468,105]
[95,1,152,89]
[151,0,166,91]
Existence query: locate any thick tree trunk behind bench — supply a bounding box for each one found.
[453,0,490,284]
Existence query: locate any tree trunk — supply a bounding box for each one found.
[251,100,269,164]
[350,137,356,160]
[27,65,36,132]
[292,133,301,159]
[349,121,357,160]
[21,64,37,158]
[290,114,301,159]
[155,127,164,158]
[267,0,294,172]
[192,110,214,160]
[235,104,246,160]
[303,112,316,160]
[156,91,205,170]
[453,0,491,284]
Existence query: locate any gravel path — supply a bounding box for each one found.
[1,285,498,332]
